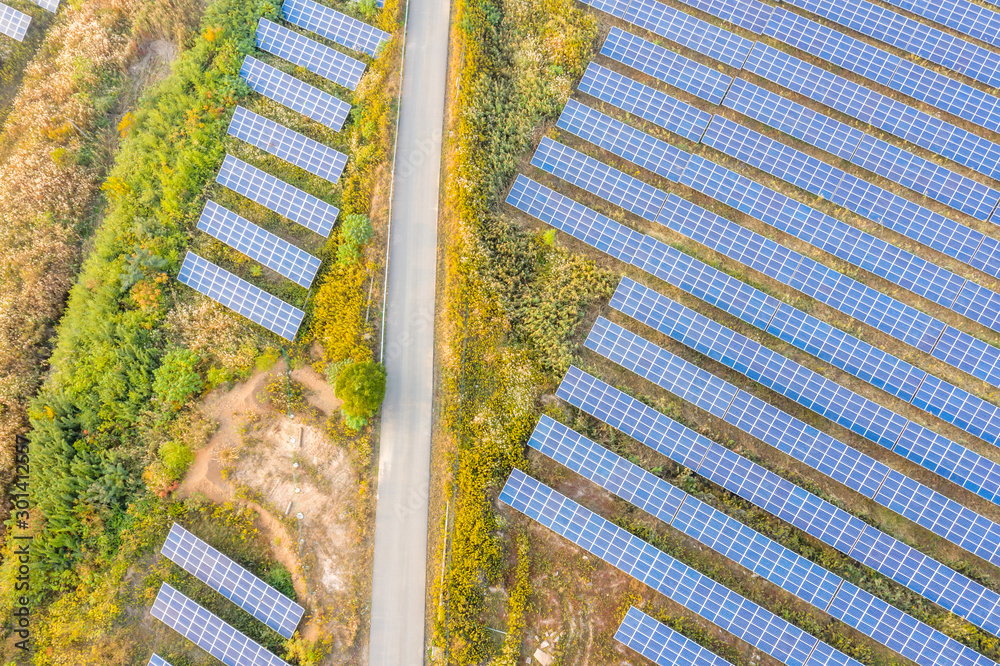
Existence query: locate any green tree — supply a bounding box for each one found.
[152,348,204,411]
[336,213,374,265]
[334,361,387,428]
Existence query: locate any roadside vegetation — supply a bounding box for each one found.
[434,0,1000,664]
[0,0,401,659]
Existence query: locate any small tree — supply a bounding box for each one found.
[334,361,386,429]
[152,348,204,411]
[336,214,374,265]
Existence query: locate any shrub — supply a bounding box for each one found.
[335,361,387,423]
[153,348,204,411]
[311,261,373,364]
[158,441,195,478]
[337,213,374,265]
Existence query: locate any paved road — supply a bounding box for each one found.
[367,0,450,661]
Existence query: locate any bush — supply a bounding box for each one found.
[158,441,195,477]
[153,348,204,411]
[335,361,387,423]
[337,213,374,265]
[311,262,373,364]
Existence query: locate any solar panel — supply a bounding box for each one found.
[780,0,1000,89]
[150,583,291,666]
[577,62,711,141]
[282,0,390,57]
[743,43,1000,182]
[623,0,754,67]
[561,363,1000,635]
[616,607,734,666]
[850,135,1000,220]
[889,59,1000,134]
[500,470,845,666]
[557,99,689,182]
[0,3,30,41]
[601,27,732,104]
[912,374,1000,448]
[931,326,1000,388]
[29,0,58,12]
[161,523,304,639]
[593,300,1000,510]
[240,56,351,132]
[881,0,1000,50]
[255,18,366,90]
[148,656,172,666]
[197,201,320,288]
[216,155,338,237]
[722,79,1000,279]
[177,252,303,341]
[669,0,772,33]
[577,0,631,18]
[227,106,347,184]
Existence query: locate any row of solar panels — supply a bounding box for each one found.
[583,0,1000,201]
[508,176,1000,612]
[148,523,304,665]
[523,411,997,666]
[0,0,58,41]
[176,2,390,341]
[544,104,1000,465]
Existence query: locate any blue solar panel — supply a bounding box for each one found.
[670,0,772,33]
[850,525,1000,638]
[882,0,1000,50]
[531,137,666,221]
[500,469,840,666]
[255,18,367,90]
[150,583,290,666]
[577,0,630,18]
[893,424,1000,503]
[912,374,1000,448]
[197,201,321,288]
[743,43,1000,182]
[622,0,754,67]
[0,3,30,41]
[29,0,57,13]
[177,252,303,341]
[228,106,347,184]
[765,7,902,85]
[148,656,172,666]
[850,135,1000,220]
[557,99,689,182]
[876,469,1000,567]
[216,155,338,237]
[953,282,1000,332]
[931,327,1000,388]
[722,79,997,277]
[780,0,1000,89]
[616,607,735,666]
[240,56,351,132]
[601,27,732,104]
[282,0,390,57]
[565,359,1000,637]
[577,63,711,141]
[889,59,1000,134]
[722,78,863,160]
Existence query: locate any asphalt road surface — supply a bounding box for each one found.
[367,0,450,661]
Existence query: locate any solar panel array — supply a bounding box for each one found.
[500,469,860,666]
[216,155,338,238]
[150,583,290,666]
[148,656,172,666]
[664,0,772,33]
[601,27,732,105]
[556,364,1000,638]
[616,607,734,666]
[763,6,1000,138]
[781,0,1000,88]
[282,0,389,57]
[880,0,1000,49]
[197,201,320,289]
[240,56,351,132]
[532,135,1000,374]
[743,43,1000,183]
[578,62,710,141]
[256,18,366,90]
[505,179,1000,575]
[228,106,347,184]
[721,79,1000,279]
[177,252,304,341]
[161,523,304,639]
[0,3,30,41]
[620,0,754,68]
[529,415,999,666]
